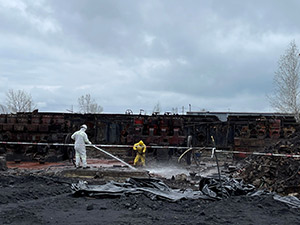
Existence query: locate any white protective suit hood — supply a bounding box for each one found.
[80,124,87,130]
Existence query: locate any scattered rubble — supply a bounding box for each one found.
[3,130,300,225]
[237,129,300,196]
[1,167,300,225]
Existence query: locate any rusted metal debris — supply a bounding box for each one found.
[0,112,297,163]
[236,128,300,196]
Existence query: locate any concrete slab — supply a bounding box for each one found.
[6,158,150,180]
[60,167,150,179]
[6,158,127,170]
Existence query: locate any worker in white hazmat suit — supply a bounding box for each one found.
[71,124,92,169]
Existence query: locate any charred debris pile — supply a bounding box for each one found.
[237,128,300,196]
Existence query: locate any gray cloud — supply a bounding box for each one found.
[0,0,300,114]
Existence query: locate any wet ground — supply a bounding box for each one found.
[1,159,300,225]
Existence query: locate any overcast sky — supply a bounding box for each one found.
[1,0,300,114]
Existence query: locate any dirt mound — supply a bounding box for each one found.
[0,173,72,205]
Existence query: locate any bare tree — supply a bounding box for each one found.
[172,107,178,114]
[0,104,9,114]
[6,89,36,113]
[152,102,161,114]
[269,40,300,121]
[78,94,103,113]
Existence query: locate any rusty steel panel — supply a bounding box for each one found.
[26,124,39,132]
[7,116,17,123]
[39,125,49,132]
[2,124,13,131]
[134,118,143,125]
[17,117,28,124]
[14,125,24,131]
[31,116,40,124]
[169,136,185,145]
[234,138,241,146]
[270,128,280,138]
[0,115,6,123]
[234,138,265,147]
[16,134,26,140]
[41,116,52,124]
[31,135,40,141]
[53,115,65,124]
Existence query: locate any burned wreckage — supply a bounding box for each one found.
[0,111,297,163]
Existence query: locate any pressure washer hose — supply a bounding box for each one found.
[211,136,224,199]
[92,145,137,170]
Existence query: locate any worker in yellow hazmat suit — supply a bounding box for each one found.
[133,140,146,166]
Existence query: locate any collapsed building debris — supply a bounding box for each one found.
[0,111,297,163]
[236,128,300,196]
[71,176,300,209]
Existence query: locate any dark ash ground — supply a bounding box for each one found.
[1,169,300,225]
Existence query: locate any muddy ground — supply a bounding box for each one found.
[1,166,300,225]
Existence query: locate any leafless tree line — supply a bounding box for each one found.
[0,89,35,113]
[0,90,103,114]
[77,94,103,114]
